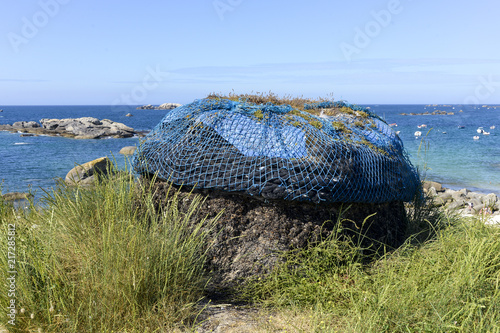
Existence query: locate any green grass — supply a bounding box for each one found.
[2,169,500,332]
[0,171,220,332]
[239,210,500,332]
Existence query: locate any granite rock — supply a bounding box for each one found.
[0,117,137,139]
[65,157,113,186]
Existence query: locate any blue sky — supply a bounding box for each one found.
[1,0,499,105]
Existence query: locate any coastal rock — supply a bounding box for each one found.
[137,104,155,110]
[136,103,182,110]
[483,193,498,206]
[437,192,453,202]
[158,103,182,110]
[423,180,442,192]
[431,186,500,218]
[427,187,438,198]
[146,179,408,287]
[2,192,33,201]
[65,157,113,186]
[119,146,136,155]
[0,118,137,139]
[12,121,40,128]
[451,190,466,201]
[472,204,485,214]
[447,199,466,211]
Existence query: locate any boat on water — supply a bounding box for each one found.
[457,125,465,129]
[417,124,427,128]
[491,125,496,129]
[477,127,484,134]
[473,136,480,140]
[483,131,490,135]
[414,131,422,137]
[389,123,397,127]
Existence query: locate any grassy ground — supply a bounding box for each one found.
[1,171,500,332]
[0,172,221,332]
[240,214,500,332]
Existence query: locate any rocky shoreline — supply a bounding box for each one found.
[0,117,140,139]
[399,110,457,116]
[423,180,500,223]
[136,103,182,110]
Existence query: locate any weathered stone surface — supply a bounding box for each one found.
[158,103,182,110]
[469,198,482,208]
[483,193,498,206]
[145,179,408,287]
[12,121,40,128]
[447,199,466,211]
[420,184,500,218]
[423,181,442,192]
[119,146,136,155]
[65,157,113,185]
[0,118,137,139]
[427,187,438,197]
[2,192,33,201]
[451,190,466,201]
[137,104,155,109]
[136,103,182,110]
[437,192,453,202]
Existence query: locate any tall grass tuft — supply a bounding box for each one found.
[0,170,219,332]
[241,199,500,332]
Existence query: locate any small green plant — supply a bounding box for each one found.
[332,121,352,134]
[308,120,323,129]
[354,120,365,128]
[254,109,264,121]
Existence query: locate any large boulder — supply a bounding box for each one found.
[146,180,408,287]
[134,97,420,286]
[134,98,420,204]
[119,146,136,155]
[65,157,113,185]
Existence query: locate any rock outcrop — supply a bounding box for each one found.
[158,103,182,110]
[1,192,33,201]
[65,157,113,186]
[136,103,182,110]
[145,179,408,287]
[0,117,137,139]
[119,146,136,155]
[423,180,500,215]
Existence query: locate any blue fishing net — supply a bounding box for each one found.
[133,98,420,203]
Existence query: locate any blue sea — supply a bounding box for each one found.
[0,104,499,199]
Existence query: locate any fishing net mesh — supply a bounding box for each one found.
[133,98,419,203]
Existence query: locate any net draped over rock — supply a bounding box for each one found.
[133,98,420,203]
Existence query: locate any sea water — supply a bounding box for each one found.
[0,104,499,199]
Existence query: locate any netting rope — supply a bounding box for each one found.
[133,98,420,203]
